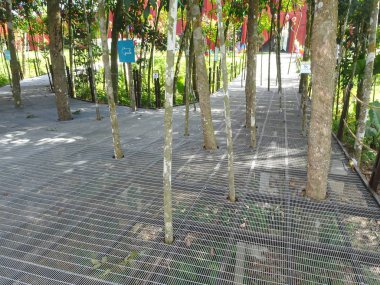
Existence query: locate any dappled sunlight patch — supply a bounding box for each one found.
[35,136,84,145]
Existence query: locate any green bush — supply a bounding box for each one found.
[0,73,9,87]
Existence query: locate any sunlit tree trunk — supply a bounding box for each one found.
[354,0,380,165]
[47,0,72,120]
[98,0,124,159]
[82,0,101,120]
[5,0,22,108]
[275,0,283,109]
[190,0,218,150]
[110,0,123,104]
[163,0,178,245]
[300,0,314,136]
[306,0,338,200]
[245,0,258,147]
[216,0,236,202]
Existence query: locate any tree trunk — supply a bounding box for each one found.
[305,0,338,201]
[126,29,136,111]
[337,27,361,140]
[148,4,164,108]
[275,0,283,108]
[163,0,178,245]
[245,0,258,147]
[110,0,123,104]
[173,23,189,104]
[354,0,380,165]
[98,0,124,159]
[5,0,22,108]
[190,0,218,150]
[333,0,352,114]
[47,0,73,120]
[217,0,236,202]
[82,0,101,120]
[184,22,192,136]
[68,0,75,98]
[267,3,274,91]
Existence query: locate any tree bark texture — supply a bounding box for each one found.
[275,0,283,107]
[98,0,124,159]
[245,0,258,147]
[82,0,101,120]
[110,0,123,104]
[190,0,218,150]
[306,0,338,201]
[217,0,236,202]
[163,0,178,245]
[47,0,72,120]
[354,0,379,165]
[6,0,22,108]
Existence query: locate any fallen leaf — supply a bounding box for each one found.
[91,259,100,266]
[240,222,246,229]
[210,247,215,256]
[101,256,108,263]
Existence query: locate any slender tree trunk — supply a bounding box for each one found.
[333,0,352,114]
[68,0,75,98]
[305,0,338,201]
[337,27,361,140]
[47,0,72,120]
[21,33,26,76]
[110,0,123,104]
[217,0,236,202]
[5,0,22,108]
[126,29,136,111]
[173,23,189,104]
[267,4,274,91]
[98,0,124,159]
[275,0,283,108]
[190,0,218,150]
[354,0,380,165]
[148,3,163,108]
[163,0,178,245]
[245,0,258,147]
[299,0,313,94]
[184,22,192,136]
[82,0,101,120]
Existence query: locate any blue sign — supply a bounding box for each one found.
[118,40,135,63]
[4,50,11,61]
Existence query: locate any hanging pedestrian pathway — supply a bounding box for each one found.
[0,55,379,284]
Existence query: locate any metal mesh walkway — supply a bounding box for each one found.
[0,56,379,284]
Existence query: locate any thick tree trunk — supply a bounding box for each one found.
[163,0,178,245]
[47,0,72,120]
[98,0,124,159]
[305,0,338,201]
[190,0,218,150]
[245,0,258,147]
[5,0,22,108]
[110,0,123,104]
[354,0,380,165]
[82,0,101,120]
[217,0,236,202]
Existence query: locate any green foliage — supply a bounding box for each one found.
[0,73,8,87]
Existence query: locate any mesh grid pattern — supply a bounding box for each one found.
[0,54,379,284]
